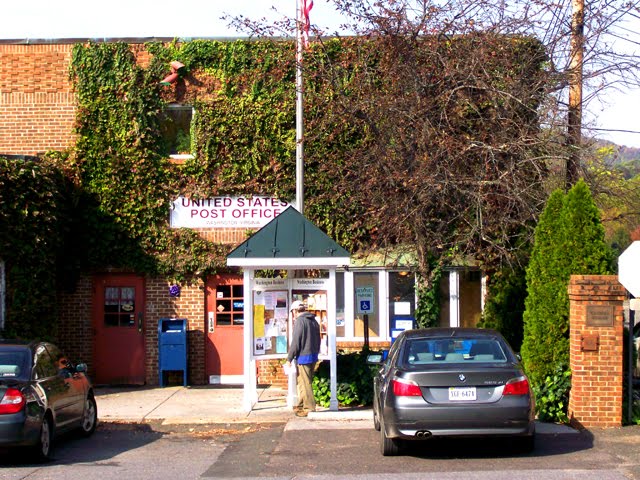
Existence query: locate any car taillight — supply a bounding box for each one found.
[392,377,422,396]
[503,376,530,396]
[0,388,26,414]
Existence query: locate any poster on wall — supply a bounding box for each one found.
[253,289,288,356]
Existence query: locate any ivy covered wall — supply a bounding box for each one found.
[0,35,549,338]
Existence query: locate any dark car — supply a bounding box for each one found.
[369,328,535,456]
[0,340,98,460]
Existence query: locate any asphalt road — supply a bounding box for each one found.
[0,422,639,480]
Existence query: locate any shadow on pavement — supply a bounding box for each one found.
[400,431,594,459]
[0,423,165,466]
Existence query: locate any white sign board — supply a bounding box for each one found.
[356,286,375,314]
[170,196,290,229]
[618,241,640,297]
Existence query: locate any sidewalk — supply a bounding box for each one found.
[94,384,577,433]
[95,384,372,427]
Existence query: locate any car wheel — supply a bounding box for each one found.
[80,395,98,436]
[33,415,53,462]
[380,418,401,456]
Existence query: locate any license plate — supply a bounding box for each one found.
[448,387,476,401]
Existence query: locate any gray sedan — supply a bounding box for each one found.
[0,340,98,460]
[369,328,535,456]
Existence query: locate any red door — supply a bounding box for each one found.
[93,274,145,385]
[205,275,244,384]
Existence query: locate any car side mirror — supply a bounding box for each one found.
[515,353,522,362]
[75,363,88,373]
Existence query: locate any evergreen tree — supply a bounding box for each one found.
[521,189,568,389]
[562,180,613,276]
[521,179,613,392]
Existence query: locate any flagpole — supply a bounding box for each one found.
[295,0,305,215]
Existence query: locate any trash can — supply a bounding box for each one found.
[158,318,187,386]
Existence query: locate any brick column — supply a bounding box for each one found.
[567,275,626,428]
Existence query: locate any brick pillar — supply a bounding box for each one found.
[567,275,626,428]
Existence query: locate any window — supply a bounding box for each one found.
[216,284,244,326]
[104,286,136,327]
[354,272,380,338]
[34,344,57,379]
[336,272,345,337]
[403,337,507,365]
[0,347,29,380]
[388,271,415,333]
[160,104,194,160]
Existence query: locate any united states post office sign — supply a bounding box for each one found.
[170,196,290,229]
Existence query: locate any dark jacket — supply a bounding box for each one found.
[287,312,321,365]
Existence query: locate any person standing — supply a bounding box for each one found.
[286,300,321,417]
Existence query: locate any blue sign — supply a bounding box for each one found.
[360,300,371,312]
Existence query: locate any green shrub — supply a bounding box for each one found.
[313,350,378,407]
[533,362,571,423]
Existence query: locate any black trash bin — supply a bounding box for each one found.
[158,318,187,386]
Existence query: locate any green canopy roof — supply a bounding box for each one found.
[227,206,350,268]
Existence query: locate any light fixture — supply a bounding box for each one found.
[160,61,186,86]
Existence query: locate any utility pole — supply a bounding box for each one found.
[566,0,584,189]
[295,0,306,215]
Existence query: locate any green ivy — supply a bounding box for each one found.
[533,363,571,423]
[414,265,443,328]
[0,155,78,339]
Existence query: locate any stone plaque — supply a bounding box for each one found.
[586,305,614,327]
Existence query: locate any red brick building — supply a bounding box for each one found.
[0,39,483,387]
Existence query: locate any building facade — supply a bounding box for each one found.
[0,39,484,386]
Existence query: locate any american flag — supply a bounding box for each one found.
[301,0,314,49]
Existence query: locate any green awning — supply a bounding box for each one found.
[227,206,350,268]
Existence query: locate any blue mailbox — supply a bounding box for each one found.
[158,318,187,387]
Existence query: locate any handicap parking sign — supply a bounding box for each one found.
[356,286,375,314]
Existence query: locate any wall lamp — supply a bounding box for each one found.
[160,61,186,86]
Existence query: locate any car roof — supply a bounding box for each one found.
[400,328,502,339]
[0,339,39,349]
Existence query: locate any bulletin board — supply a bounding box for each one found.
[252,289,289,356]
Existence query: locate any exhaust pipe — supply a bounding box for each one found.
[415,430,432,438]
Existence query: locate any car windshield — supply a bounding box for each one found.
[0,347,31,380]
[403,337,509,365]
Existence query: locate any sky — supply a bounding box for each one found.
[3,0,640,149]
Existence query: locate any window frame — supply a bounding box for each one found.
[161,103,195,161]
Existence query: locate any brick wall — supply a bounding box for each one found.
[567,275,627,428]
[0,44,76,155]
[146,277,206,385]
[0,42,155,156]
[57,275,94,372]
[194,228,251,245]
